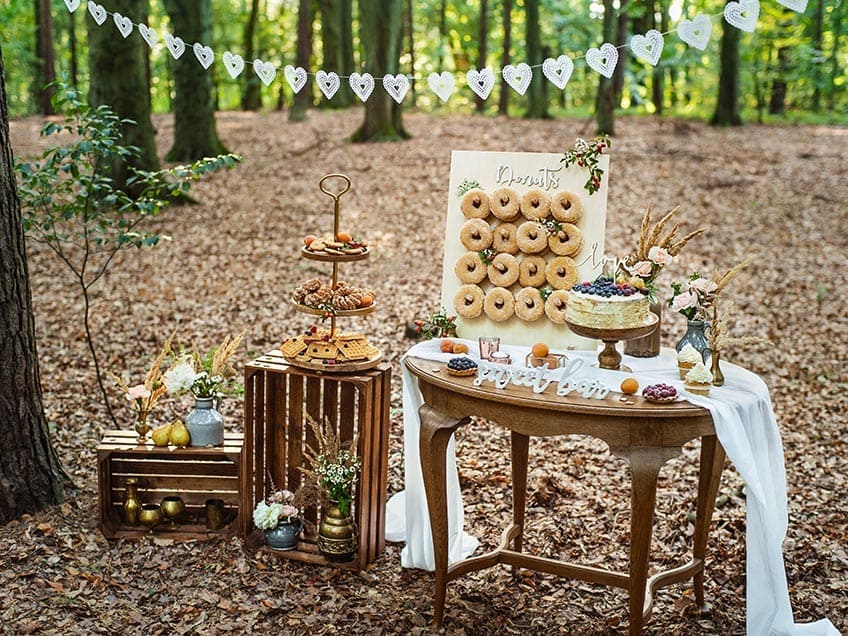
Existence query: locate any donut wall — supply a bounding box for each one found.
[439,150,610,349]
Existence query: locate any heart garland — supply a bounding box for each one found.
[724,0,760,32]
[138,24,158,48]
[502,63,532,95]
[542,56,574,90]
[349,72,375,102]
[585,43,619,78]
[87,2,107,26]
[63,0,80,12]
[285,65,308,94]
[383,74,410,103]
[165,34,186,60]
[427,71,455,102]
[193,43,214,69]
[113,12,133,38]
[466,68,495,100]
[253,59,276,86]
[316,70,341,99]
[223,52,244,79]
[776,0,808,12]
[677,14,712,51]
[630,29,664,66]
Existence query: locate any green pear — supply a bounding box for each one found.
[169,420,190,448]
[151,422,172,447]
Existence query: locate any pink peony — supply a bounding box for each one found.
[126,384,151,401]
[633,260,653,277]
[671,291,698,312]
[689,277,718,295]
[648,246,673,266]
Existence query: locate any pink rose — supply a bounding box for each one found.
[648,246,672,266]
[633,260,653,277]
[689,277,718,295]
[126,384,151,401]
[671,291,697,312]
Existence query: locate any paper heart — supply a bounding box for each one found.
[585,43,619,79]
[776,0,808,12]
[63,0,80,12]
[382,74,410,104]
[284,65,308,94]
[193,43,214,69]
[316,70,340,99]
[87,2,107,25]
[253,59,277,86]
[113,13,133,38]
[427,71,455,102]
[542,56,574,90]
[724,0,760,32]
[349,72,375,102]
[138,24,158,48]
[502,63,532,96]
[222,52,244,79]
[677,14,712,51]
[466,68,495,100]
[630,29,664,66]
[165,34,186,59]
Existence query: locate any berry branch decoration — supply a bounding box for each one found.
[561,136,610,195]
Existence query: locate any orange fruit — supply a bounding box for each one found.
[336,231,353,243]
[439,339,455,353]
[303,234,318,246]
[358,293,374,308]
[531,342,549,358]
[452,343,469,354]
[620,378,639,394]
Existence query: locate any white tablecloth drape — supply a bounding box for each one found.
[384,339,838,636]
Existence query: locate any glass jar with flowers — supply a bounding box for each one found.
[253,488,303,550]
[112,336,173,442]
[164,330,245,447]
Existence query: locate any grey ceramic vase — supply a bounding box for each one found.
[185,397,224,447]
[675,320,711,363]
[264,518,303,551]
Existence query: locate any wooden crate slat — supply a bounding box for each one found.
[270,372,287,493]
[109,458,239,476]
[288,374,304,492]
[339,383,357,446]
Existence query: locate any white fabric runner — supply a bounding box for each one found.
[384,339,838,635]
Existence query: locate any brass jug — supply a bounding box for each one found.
[123,477,141,526]
[317,500,357,562]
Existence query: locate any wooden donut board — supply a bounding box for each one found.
[440,150,610,349]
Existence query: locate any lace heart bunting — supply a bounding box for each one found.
[253,59,276,86]
[64,0,80,12]
[677,15,711,51]
[542,56,574,90]
[222,52,244,79]
[776,0,808,12]
[466,68,495,100]
[383,74,410,104]
[285,65,308,94]
[316,70,341,99]
[502,63,532,95]
[724,0,760,32]
[630,29,663,66]
[349,72,375,102]
[113,12,133,38]
[138,24,158,48]
[427,72,455,102]
[193,43,214,69]
[165,34,186,59]
[87,2,107,26]
[585,43,619,79]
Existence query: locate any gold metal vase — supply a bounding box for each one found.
[711,350,725,386]
[317,500,357,562]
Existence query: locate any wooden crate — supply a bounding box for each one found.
[243,351,391,570]
[97,430,246,540]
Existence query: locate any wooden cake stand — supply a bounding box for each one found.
[566,313,659,372]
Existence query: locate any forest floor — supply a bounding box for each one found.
[4,108,847,635]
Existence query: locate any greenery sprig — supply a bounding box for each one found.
[561,136,610,195]
[456,178,481,197]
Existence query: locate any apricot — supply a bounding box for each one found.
[439,339,455,353]
[452,343,469,354]
[303,234,318,246]
[336,231,353,243]
[531,342,549,358]
[620,377,639,395]
[358,293,374,308]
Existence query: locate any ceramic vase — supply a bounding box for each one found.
[264,518,303,550]
[624,298,662,358]
[185,397,224,447]
[675,320,711,363]
[317,500,357,562]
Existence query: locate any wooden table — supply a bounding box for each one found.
[405,356,726,634]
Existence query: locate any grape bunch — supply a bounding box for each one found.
[447,357,478,372]
[572,276,642,297]
[642,383,678,400]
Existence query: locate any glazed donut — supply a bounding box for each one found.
[491,223,518,254]
[518,255,548,288]
[551,191,583,224]
[545,256,579,290]
[460,218,493,251]
[454,252,487,284]
[520,189,552,221]
[460,189,491,219]
[515,287,545,322]
[454,284,485,318]
[548,223,583,256]
[487,253,519,287]
[483,287,515,322]
[515,221,548,254]
[490,188,521,221]
[545,290,570,324]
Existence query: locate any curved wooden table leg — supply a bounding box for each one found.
[511,432,530,555]
[693,435,726,606]
[419,404,470,629]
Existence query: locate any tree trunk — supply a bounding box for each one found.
[475,0,489,112]
[350,0,409,142]
[34,0,57,115]
[438,0,447,69]
[317,0,355,107]
[711,2,743,126]
[68,6,78,90]
[811,0,825,111]
[828,0,844,110]
[242,0,262,110]
[0,44,65,523]
[162,0,227,161]
[595,0,616,134]
[406,0,416,105]
[613,0,629,108]
[498,0,512,115]
[88,0,160,191]
[652,0,667,114]
[289,0,315,121]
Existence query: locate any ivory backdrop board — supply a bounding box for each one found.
[439,150,610,349]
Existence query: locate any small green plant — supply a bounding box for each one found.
[413,307,458,340]
[16,83,240,426]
